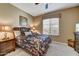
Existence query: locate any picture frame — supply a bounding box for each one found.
[19,16,28,26]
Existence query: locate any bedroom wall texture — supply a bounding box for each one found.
[0,3,33,27]
[33,7,79,43]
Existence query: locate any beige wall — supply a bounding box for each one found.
[33,7,79,43]
[0,3,79,43]
[0,3,33,27]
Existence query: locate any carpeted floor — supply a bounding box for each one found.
[6,47,30,56]
[6,42,79,56]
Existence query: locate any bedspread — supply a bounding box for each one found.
[16,34,51,56]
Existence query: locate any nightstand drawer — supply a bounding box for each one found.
[0,40,14,49]
[0,39,15,55]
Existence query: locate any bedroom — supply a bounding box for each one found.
[0,3,79,56]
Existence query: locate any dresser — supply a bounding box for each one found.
[74,32,79,53]
[0,39,15,56]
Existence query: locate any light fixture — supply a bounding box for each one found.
[35,3,48,9]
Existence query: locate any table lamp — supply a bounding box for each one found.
[31,25,40,34]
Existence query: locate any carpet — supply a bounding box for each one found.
[6,41,79,56]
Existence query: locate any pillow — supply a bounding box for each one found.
[0,32,5,40]
[20,27,30,32]
[14,31,20,37]
[6,32,14,39]
[24,31,32,36]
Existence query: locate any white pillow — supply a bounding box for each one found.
[25,32,32,36]
[14,31,20,37]
[6,32,14,39]
[0,32,5,40]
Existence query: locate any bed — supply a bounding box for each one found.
[13,27,78,56]
[14,27,51,56]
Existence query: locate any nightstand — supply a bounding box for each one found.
[68,39,75,48]
[0,25,16,55]
[0,39,15,56]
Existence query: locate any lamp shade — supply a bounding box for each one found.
[0,25,12,32]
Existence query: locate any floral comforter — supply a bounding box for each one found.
[16,34,51,56]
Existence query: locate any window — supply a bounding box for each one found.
[43,18,59,35]
[76,23,79,32]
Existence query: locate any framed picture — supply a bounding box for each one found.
[19,16,28,26]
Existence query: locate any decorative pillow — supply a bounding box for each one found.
[24,31,32,36]
[14,31,20,37]
[7,32,14,39]
[20,27,30,32]
[0,32,5,40]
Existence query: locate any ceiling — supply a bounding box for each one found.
[11,3,79,16]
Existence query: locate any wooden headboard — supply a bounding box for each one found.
[13,27,30,32]
[13,27,19,31]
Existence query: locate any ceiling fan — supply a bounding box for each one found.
[35,3,48,9]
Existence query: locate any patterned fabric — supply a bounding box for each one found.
[16,33,51,56]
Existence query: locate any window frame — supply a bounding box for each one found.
[76,23,79,32]
[42,18,60,36]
